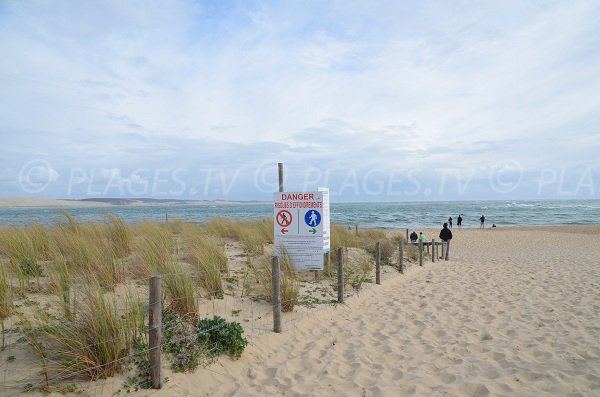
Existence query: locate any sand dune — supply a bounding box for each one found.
[151,226,600,396]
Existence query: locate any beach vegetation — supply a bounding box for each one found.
[0,213,403,393]
[24,284,145,381]
[344,251,374,291]
[197,315,248,360]
[163,261,199,319]
[0,265,13,349]
[248,253,299,312]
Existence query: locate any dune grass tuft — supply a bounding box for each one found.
[0,265,13,349]
[33,285,145,381]
[249,254,298,312]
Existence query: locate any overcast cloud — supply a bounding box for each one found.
[1,0,599,201]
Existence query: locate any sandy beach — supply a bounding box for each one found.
[2,225,599,397]
[150,226,600,396]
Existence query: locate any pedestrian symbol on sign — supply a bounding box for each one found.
[276,210,292,227]
[304,210,321,227]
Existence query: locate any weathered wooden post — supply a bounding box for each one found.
[431,239,436,263]
[375,241,381,285]
[441,241,445,259]
[399,239,404,274]
[445,241,450,261]
[272,256,282,333]
[337,248,344,303]
[149,276,162,389]
[278,162,284,192]
[405,228,409,241]
[419,240,423,266]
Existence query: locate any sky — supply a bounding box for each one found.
[1,0,599,202]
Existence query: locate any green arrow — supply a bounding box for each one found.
[309,228,317,234]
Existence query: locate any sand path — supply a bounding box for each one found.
[157,227,600,396]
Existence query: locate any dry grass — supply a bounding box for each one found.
[248,254,299,312]
[0,214,414,392]
[32,285,145,380]
[132,222,176,277]
[0,264,12,349]
[205,218,273,254]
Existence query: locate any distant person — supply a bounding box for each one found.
[448,216,453,228]
[480,215,485,229]
[457,214,463,228]
[419,232,427,242]
[439,222,452,242]
[410,231,418,243]
[492,223,497,228]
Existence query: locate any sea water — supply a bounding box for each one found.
[0,199,598,229]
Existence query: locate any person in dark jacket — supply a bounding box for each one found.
[410,231,418,242]
[439,222,453,242]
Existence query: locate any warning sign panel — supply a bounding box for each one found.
[273,192,326,270]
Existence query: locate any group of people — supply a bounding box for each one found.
[409,223,453,244]
[408,214,494,245]
[446,214,489,229]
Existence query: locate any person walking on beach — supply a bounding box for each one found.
[439,222,452,260]
[457,214,463,228]
[439,222,452,242]
[419,232,427,242]
[480,215,485,228]
[410,231,418,243]
[448,216,453,228]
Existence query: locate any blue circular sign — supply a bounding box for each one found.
[304,210,321,227]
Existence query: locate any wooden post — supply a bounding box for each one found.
[419,240,423,267]
[405,228,409,242]
[278,162,284,192]
[399,239,404,274]
[148,276,162,389]
[431,239,435,263]
[337,248,344,303]
[355,224,358,235]
[445,241,450,261]
[375,241,381,285]
[441,241,445,259]
[272,256,282,333]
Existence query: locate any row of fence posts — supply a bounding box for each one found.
[271,234,450,333]
[145,232,451,389]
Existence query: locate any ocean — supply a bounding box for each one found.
[1,199,599,229]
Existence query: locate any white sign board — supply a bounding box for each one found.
[274,192,324,270]
[318,187,330,253]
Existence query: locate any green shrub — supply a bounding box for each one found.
[196,316,248,359]
[162,313,205,372]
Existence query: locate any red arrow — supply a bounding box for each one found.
[281,228,288,234]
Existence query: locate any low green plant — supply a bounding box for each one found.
[196,316,248,359]
[162,313,206,372]
[122,336,152,392]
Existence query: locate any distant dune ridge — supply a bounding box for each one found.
[0,197,264,208]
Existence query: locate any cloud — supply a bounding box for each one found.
[0,0,598,200]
